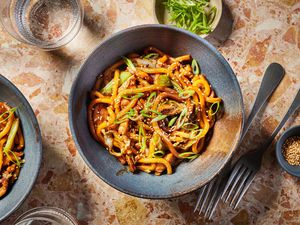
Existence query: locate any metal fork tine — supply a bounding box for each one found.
[223,164,245,203]
[224,166,247,203]
[194,184,207,212]
[204,177,222,218]
[229,169,252,207]
[221,162,243,200]
[233,172,256,209]
[199,180,215,213]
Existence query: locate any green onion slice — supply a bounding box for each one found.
[122,56,136,72]
[151,114,168,123]
[145,92,157,109]
[178,152,199,160]
[179,90,195,99]
[171,81,183,94]
[143,53,160,59]
[176,107,188,128]
[3,118,19,154]
[122,93,144,99]
[168,116,178,127]
[153,150,165,158]
[182,123,199,130]
[139,125,147,152]
[192,59,200,75]
[209,102,220,116]
[0,107,17,123]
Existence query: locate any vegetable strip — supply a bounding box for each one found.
[87,47,222,175]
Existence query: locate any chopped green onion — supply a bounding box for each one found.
[122,56,136,72]
[163,0,217,35]
[3,118,19,154]
[0,107,17,123]
[190,129,203,139]
[168,116,178,127]
[151,115,168,123]
[100,71,132,94]
[148,109,162,115]
[179,90,195,99]
[208,6,217,25]
[114,117,128,124]
[145,92,157,109]
[179,152,199,160]
[192,59,200,75]
[208,102,220,116]
[171,81,183,94]
[176,107,188,128]
[153,150,165,158]
[125,109,141,121]
[143,53,159,59]
[6,150,21,167]
[140,110,152,118]
[126,109,136,117]
[155,75,172,87]
[122,93,144,99]
[182,123,199,130]
[139,125,147,152]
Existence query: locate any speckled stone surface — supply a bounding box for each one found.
[0,0,299,224]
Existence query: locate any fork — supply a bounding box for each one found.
[193,63,285,219]
[221,88,300,209]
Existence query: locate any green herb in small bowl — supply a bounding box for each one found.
[154,0,222,37]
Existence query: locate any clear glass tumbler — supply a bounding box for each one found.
[0,0,84,50]
[14,207,78,225]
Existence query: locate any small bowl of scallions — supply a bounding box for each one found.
[154,0,222,37]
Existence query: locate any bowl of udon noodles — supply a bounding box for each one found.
[0,75,42,221]
[69,24,244,198]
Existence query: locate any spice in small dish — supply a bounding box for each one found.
[163,0,217,35]
[282,136,300,166]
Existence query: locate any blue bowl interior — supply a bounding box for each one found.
[69,25,244,198]
[276,125,300,177]
[0,75,42,221]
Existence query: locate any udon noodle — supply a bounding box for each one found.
[88,47,222,175]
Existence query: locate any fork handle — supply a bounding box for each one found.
[262,89,300,150]
[241,63,285,141]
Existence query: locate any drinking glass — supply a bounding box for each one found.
[0,0,84,50]
[14,207,78,225]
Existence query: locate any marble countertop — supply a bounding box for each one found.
[0,0,299,224]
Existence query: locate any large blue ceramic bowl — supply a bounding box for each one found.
[69,25,244,198]
[0,75,42,221]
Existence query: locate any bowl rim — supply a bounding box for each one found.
[276,125,300,177]
[68,24,245,199]
[0,74,43,222]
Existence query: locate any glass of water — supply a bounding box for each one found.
[14,207,78,225]
[0,0,84,50]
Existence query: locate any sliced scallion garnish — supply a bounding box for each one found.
[171,81,183,94]
[122,93,144,100]
[151,114,168,123]
[122,56,136,72]
[143,53,159,59]
[182,123,198,130]
[176,107,188,128]
[192,59,200,75]
[145,92,157,109]
[0,107,17,123]
[179,90,195,99]
[168,116,178,127]
[153,150,165,158]
[178,152,199,160]
[208,102,220,117]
